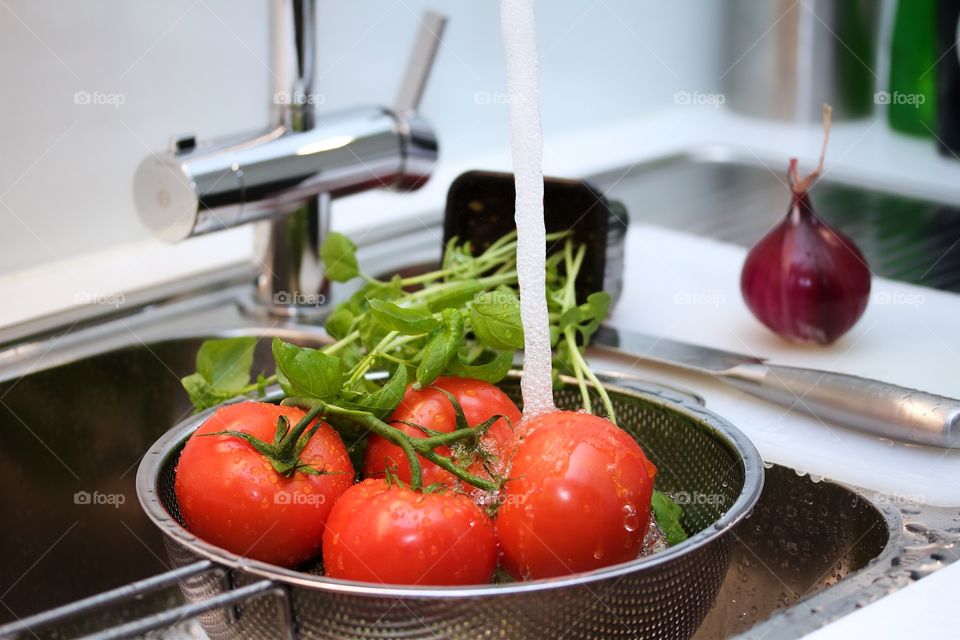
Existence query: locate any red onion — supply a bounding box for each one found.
[740,106,871,345]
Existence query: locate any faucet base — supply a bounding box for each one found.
[251,192,332,320]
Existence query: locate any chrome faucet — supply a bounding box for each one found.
[133,1,445,317]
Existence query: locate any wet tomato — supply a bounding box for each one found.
[363,377,520,487]
[322,479,497,585]
[496,411,657,580]
[174,402,354,568]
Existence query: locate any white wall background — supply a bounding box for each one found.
[0,1,723,276]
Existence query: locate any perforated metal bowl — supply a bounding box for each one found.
[135,372,763,640]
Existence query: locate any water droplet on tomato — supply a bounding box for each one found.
[622,504,639,532]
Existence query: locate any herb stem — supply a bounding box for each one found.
[323,330,360,356]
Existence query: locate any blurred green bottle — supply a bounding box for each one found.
[887,0,938,135]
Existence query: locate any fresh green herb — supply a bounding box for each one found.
[549,241,617,422]
[320,231,360,282]
[416,308,464,388]
[470,290,524,350]
[272,338,342,400]
[181,337,262,410]
[181,230,616,492]
[651,490,688,545]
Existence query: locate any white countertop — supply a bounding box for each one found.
[801,560,960,640]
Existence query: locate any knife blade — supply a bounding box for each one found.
[590,326,960,449]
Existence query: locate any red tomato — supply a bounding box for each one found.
[363,377,520,487]
[322,479,497,585]
[174,402,354,568]
[495,411,657,580]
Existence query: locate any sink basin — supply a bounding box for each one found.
[0,331,328,626]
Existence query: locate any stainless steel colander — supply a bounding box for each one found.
[7,372,762,640]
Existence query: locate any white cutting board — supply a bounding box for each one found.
[598,224,960,506]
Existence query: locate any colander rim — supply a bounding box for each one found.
[136,371,764,598]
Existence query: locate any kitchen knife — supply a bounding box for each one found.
[591,326,960,449]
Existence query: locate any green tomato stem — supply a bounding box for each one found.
[419,449,499,493]
[285,398,500,493]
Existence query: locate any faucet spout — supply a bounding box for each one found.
[132,4,445,317]
[272,0,317,129]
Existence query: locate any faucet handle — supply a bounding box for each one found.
[394,10,447,115]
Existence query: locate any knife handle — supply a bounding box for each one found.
[721,363,960,448]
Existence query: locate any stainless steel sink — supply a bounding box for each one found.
[1,152,959,638]
[0,327,334,628]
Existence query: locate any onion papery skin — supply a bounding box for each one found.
[740,192,871,345]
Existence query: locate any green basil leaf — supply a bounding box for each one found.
[587,291,612,322]
[470,291,524,350]
[651,490,688,546]
[423,281,487,312]
[321,231,360,282]
[195,337,256,391]
[558,307,582,331]
[361,275,404,302]
[368,299,438,335]
[181,373,233,412]
[343,365,407,419]
[272,338,342,399]
[445,350,514,384]
[358,312,389,351]
[417,333,448,389]
[325,307,354,340]
[416,309,463,388]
